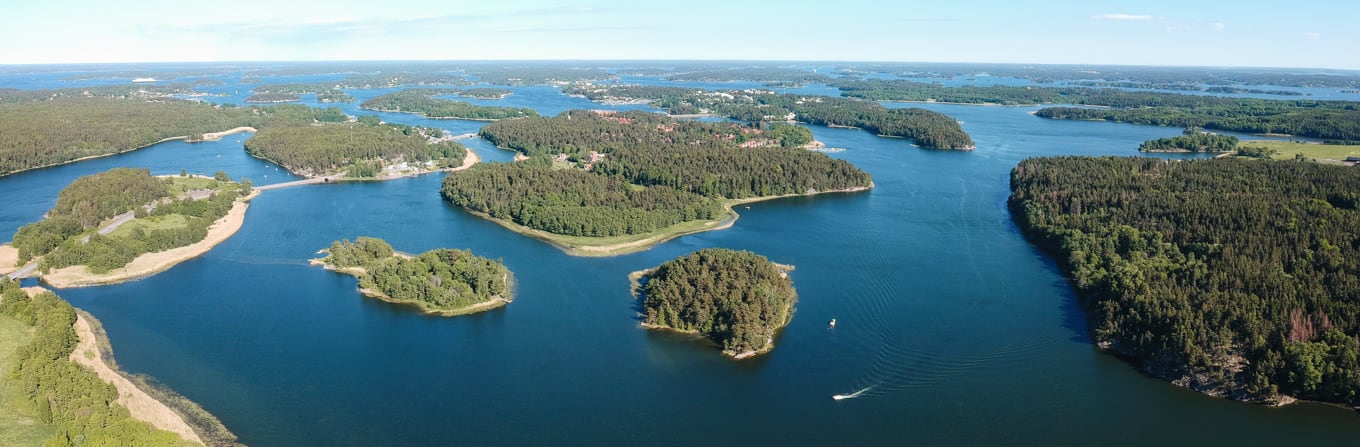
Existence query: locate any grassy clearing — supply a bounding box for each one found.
[109,213,189,238]
[1239,140,1360,162]
[163,176,219,196]
[0,315,56,446]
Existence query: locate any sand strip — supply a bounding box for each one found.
[0,244,17,275]
[69,313,205,445]
[41,191,259,288]
[9,287,203,445]
[198,126,256,141]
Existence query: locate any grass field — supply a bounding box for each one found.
[109,213,189,238]
[0,315,56,446]
[1239,140,1360,162]
[164,176,220,196]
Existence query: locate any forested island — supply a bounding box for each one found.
[250,83,356,102]
[6,168,255,287]
[1138,129,1239,152]
[444,110,872,255]
[1010,156,1360,406]
[313,237,511,316]
[832,79,1360,142]
[561,84,974,150]
[451,87,512,99]
[0,280,238,446]
[244,92,301,103]
[633,248,797,359]
[0,95,351,176]
[243,120,468,178]
[665,67,833,87]
[360,89,538,120]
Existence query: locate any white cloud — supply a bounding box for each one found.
[1092,13,1154,21]
[1212,22,1226,31]
[1304,32,1323,38]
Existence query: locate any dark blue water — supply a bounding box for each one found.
[3,75,1360,446]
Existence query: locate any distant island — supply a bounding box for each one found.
[245,92,301,103]
[360,88,538,120]
[250,83,356,102]
[632,248,797,359]
[0,279,239,446]
[312,237,511,316]
[452,87,512,99]
[4,168,256,288]
[243,120,472,178]
[443,110,872,255]
[1010,156,1360,406]
[830,79,1360,143]
[561,84,975,150]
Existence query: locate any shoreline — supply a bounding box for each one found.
[39,190,260,288]
[13,287,217,446]
[468,184,872,257]
[878,99,1038,107]
[0,126,258,179]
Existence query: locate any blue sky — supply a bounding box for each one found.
[3,0,1356,69]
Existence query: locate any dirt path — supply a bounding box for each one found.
[41,191,259,288]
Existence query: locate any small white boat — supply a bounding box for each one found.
[828,318,836,329]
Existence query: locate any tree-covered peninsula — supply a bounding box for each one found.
[244,92,301,103]
[1009,156,1360,405]
[443,110,872,255]
[359,89,538,120]
[634,248,797,359]
[1138,129,1240,152]
[0,95,352,177]
[243,121,468,178]
[8,168,254,285]
[0,280,239,446]
[561,84,974,150]
[314,237,511,316]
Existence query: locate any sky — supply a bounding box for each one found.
[2,0,1356,69]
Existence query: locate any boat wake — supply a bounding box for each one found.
[832,386,872,401]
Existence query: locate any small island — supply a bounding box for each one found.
[632,248,797,359]
[312,237,512,316]
[7,168,256,287]
[1138,128,1239,152]
[360,88,538,120]
[243,120,472,179]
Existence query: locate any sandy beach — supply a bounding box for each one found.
[68,310,205,445]
[41,190,260,288]
[0,244,17,275]
[198,126,256,141]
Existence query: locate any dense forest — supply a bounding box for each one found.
[450,110,871,238]
[1009,156,1360,404]
[11,169,248,273]
[243,121,466,177]
[441,164,722,237]
[0,280,222,446]
[1138,129,1240,152]
[480,110,871,197]
[832,79,1360,142]
[637,249,797,357]
[319,238,510,314]
[560,85,974,149]
[452,88,512,99]
[0,97,351,176]
[360,89,538,120]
